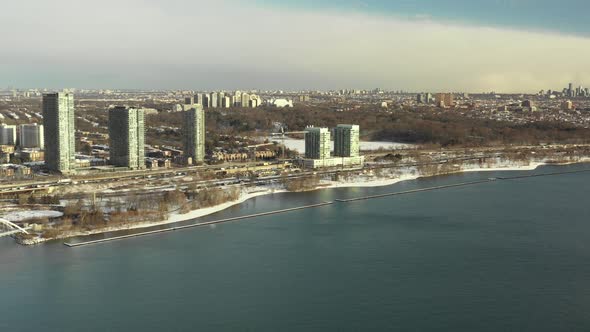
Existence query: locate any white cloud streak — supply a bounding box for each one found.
[1,0,590,92]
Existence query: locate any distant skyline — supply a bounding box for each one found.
[2,0,590,92]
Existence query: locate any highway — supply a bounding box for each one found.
[0,152,506,199]
[2,142,588,198]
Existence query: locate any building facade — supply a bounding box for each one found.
[19,123,44,149]
[221,96,231,108]
[334,124,360,158]
[209,92,218,108]
[108,107,145,169]
[303,156,364,169]
[435,93,455,107]
[0,124,17,145]
[304,127,331,160]
[241,93,250,108]
[43,92,76,173]
[183,105,206,164]
[194,93,204,106]
[267,98,293,108]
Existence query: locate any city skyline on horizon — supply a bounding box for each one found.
[2,0,590,92]
[5,83,590,95]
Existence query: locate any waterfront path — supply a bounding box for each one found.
[64,202,334,247]
[64,168,590,247]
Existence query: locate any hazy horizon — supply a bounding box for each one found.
[2,0,590,92]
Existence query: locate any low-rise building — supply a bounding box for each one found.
[146,158,159,169]
[21,150,44,162]
[302,156,365,169]
[268,99,293,108]
[0,145,15,154]
[158,159,171,169]
[562,100,574,110]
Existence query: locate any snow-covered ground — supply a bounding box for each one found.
[15,158,590,245]
[3,210,63,222]
[266,138,413,153]
[65,160,565,236]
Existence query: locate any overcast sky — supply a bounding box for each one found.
[2,0,590,92]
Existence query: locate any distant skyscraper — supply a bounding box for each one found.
[416,94,424,104]
[435,93,455,107]
[233,91,242,106]
[251,94,261,108]
[241,93,250,108]
[182,96,195,111]
[43,92,75,173]
[108,107,145,169]
[304,127,331,160]
[222,96,231,108]
[334,124,360,158]
[194,93,204,105]
[183,105,206,164]
[209,92,218,108]
[0,124,17,145]
[19,123,44,149]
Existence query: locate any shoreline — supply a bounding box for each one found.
[16,160,589,245]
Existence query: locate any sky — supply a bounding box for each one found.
[2,0,590,92]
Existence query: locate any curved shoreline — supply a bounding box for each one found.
[111,160,590,228]
[17,160,589,245]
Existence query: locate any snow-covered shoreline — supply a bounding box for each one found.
[15,160,589,245]
[16,189,289,245]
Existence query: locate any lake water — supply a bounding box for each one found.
[1,164,590,331]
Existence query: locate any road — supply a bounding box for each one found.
[1,143,588,198]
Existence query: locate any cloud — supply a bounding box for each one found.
[1,0,590,92]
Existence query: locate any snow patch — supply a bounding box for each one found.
[3,210,63,222]
[266,138,412,153]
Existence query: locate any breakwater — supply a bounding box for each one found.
[64,168,590,247]
[64,202,334,247]
[335,179,493,203]
[337,168,590,203]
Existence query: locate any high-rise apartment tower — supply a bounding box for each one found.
[304,127,331,160]
[334,124,360,158]
[108,107,145,169]
[183,105,206,164]
[43,92,75,173]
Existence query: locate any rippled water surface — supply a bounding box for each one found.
[1,165,589,331]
